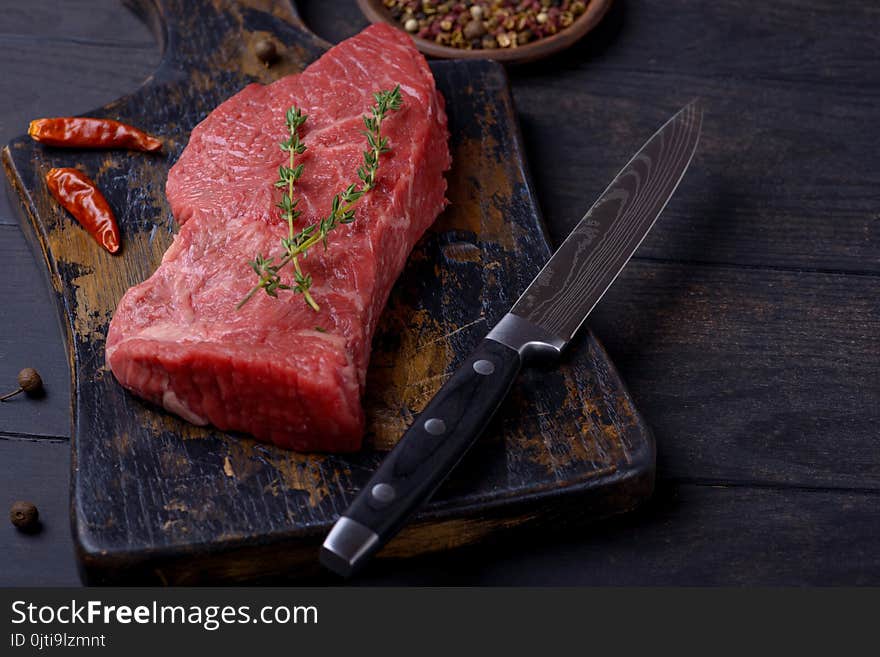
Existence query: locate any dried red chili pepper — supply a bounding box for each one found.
[29,117,162,152]
[46,168,120,254]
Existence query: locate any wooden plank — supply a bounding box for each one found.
[588,260,880,490]
[352,482,880,585]
[0,225,72,439]
[513,72,880,274]
[0,0,155,44]
[552,0,879,85]
[0,436,81,586]
[508,0,879,273]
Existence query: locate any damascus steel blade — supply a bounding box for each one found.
[511,100,703,344]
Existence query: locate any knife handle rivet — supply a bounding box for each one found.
[370,483,396,505]
[424,418,446,435]
[473,359,495,376]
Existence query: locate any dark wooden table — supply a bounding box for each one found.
[1,0,878,586]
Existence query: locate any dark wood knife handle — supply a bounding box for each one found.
[323,338,521,574]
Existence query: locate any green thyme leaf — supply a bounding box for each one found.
[237,86,403,312]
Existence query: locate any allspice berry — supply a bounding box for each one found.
[0,367,43,402]
[18,368,42,394]
[10,501,39,532]
[254,38,278,66]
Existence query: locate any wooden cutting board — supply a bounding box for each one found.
[2,0,654,584]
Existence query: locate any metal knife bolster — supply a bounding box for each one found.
[485,313,567,364]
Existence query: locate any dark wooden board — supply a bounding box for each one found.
[590,260,880,490]
[353,481,880,586]
[515,71,880,275]
[0,225,72,439]
[2,0,653,584]
[0,0,158,42]
[0,436,80,586]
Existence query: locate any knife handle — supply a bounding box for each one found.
[320,338,521,576]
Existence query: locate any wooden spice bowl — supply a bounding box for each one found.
[356,0,613,64]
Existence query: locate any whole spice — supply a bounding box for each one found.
[10,501,39,532]
[463,19,485,40]
[0,368,43,401]
[29,117,162,152]
[254,38,279,65]
[382,0,590,50]
[238,86,403,311]
[46,168,121,254]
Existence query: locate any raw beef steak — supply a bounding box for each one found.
[106,24,450,451]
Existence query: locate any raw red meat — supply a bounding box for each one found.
[106,24,450,451]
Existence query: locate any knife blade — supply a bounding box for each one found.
[321,100,703,577]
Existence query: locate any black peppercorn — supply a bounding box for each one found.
[254,38,278,66]
[10,501,39,532]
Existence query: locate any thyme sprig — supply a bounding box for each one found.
[237,85,402,311]
[236,106,310,310]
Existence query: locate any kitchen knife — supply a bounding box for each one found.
[321,100,703,577]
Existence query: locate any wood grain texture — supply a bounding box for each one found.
[352,481,880,586]
[2,0,878,586]
[2,0,653,584]
[515,72,880,274]
[0,226,72,439]
[0,437,80,586]
[0,0,156,44]
[589,260,880,490]
[510,0,880,275]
